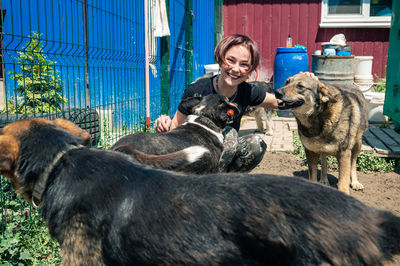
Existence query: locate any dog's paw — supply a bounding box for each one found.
[254,129,266,134]
[350,181,364,191]
[319,178,330,186]
[265,130,273,136]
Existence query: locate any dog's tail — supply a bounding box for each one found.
[113,145,209,171]
[379,211,400,257]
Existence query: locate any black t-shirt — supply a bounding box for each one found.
[177,75,266,131]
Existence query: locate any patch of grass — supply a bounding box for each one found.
[292,131,398,173]
[1,178,62,265]
[356,151,397,173]
[96,119,156,150]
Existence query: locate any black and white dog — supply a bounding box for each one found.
[111,94,239,174]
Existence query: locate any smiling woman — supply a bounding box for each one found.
[154,34,280,172]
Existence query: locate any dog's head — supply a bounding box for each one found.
[0,118,90,201]
[180,94,240,128]
[249,81,273,94]
[274,73,340,115]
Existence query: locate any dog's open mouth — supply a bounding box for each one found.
[278,100,304,110]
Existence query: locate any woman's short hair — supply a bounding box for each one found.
[214,34,260,72]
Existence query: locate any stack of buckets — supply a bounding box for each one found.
[354,56,374,93]
[273,47,309,116]
[353,56,386,123]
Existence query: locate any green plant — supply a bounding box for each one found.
[356,151,396,173]
[373,74,386,93]
[97,118,118,149]
[292,131,306,162]
[139,119,156,133]
[4,32,68,114]
[1,178,62,265]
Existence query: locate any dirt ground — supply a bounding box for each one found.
[251,151,400,265]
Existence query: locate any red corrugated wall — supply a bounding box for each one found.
[223,0,389,81]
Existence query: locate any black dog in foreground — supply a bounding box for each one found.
[1,118,400,265]
[111,94,239,174]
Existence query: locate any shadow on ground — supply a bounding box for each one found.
[292,170,338,188]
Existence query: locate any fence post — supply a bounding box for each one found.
[160,0,170,116]
[145,0,151,129]
[84,0,90,107]
[185,0,193,86]
[0,8,6,110]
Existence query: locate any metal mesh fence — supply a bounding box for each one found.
[0,0,162,238]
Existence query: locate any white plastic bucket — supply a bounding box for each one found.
[354,76,374,93]
[204,64,220,75]
[354,56,373,79]
[363,91,386,123]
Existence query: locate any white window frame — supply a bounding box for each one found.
[320,0,392,28]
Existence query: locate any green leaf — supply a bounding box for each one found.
[19,250,33,261]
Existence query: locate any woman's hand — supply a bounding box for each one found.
[301,71,319,80]
[154,115,172,133]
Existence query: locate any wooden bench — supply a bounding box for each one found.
[362,127,400,158]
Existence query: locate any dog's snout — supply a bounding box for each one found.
[275,88,284,99]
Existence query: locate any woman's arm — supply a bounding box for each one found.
[257,72,317,110]
[258,92,279,110]
[169,110,187,130]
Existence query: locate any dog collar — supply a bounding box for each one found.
[32,145,83,208]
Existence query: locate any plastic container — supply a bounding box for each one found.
[337,44,352,52]
[273,47,309,91]
[354,56,373,79]
[204,64,219,75]
[322,43,352,56]
[286,34,292,48]
[363,92,386,123]
[337,50,351,56]
[321,43,338,50]
[354,77,374,92]
[273,47,309,117]
[323,48,336,56]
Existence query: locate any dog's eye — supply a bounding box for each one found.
[297,83,305,90]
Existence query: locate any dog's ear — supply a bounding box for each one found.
[180,96,202,113]
[52,119,91,146]
[284,76,294,85]
[318,82,339,103]
[0,135,19,177]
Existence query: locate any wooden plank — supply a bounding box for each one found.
[369,128,400,154]
[382,128,400,144]
[361,137,374,151]
[361,144,374,151]
[363,129,389,155]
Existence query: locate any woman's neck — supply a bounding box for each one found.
[215,75,238,98]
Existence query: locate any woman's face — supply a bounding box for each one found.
[220,44,251,88]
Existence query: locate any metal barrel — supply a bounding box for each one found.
[311,55,355,86]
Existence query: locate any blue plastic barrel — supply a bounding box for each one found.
[273,47,309,91]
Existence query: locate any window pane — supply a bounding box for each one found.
[328,0,361,15]
[370,0,392,16]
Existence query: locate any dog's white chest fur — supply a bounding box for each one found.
[183,115,224,144]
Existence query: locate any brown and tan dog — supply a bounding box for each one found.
[275,73,368,194]
[3,118,400,266]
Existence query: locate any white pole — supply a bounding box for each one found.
[144,0,150,129]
